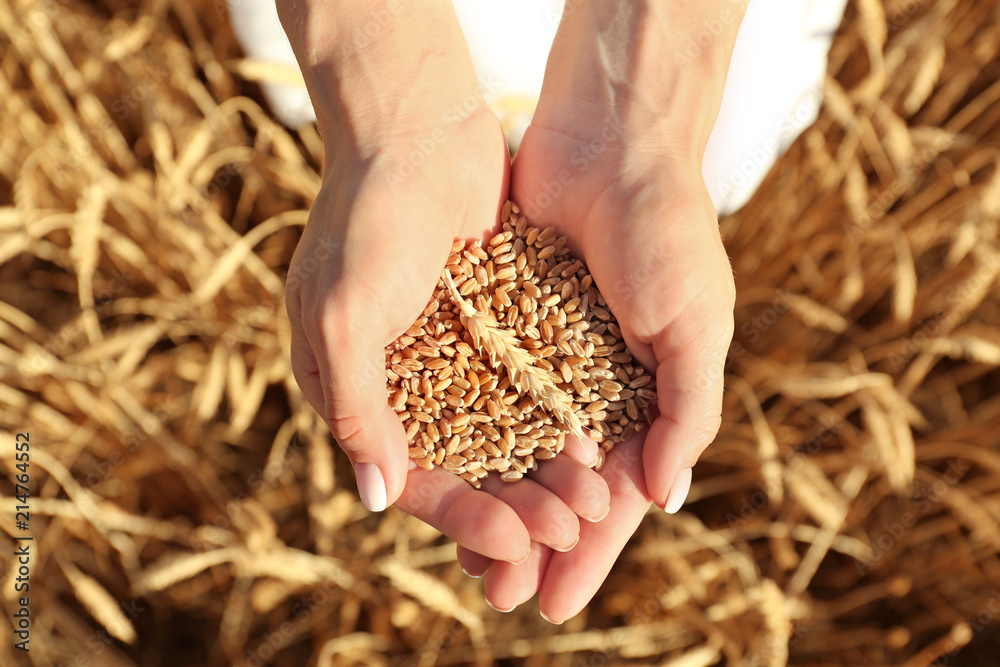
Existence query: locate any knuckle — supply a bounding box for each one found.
[689,410,723,446]
[324,411,369,452]
[698,309,736,360]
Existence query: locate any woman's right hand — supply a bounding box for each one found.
[279,0,610,563]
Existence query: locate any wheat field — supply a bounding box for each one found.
[1,0,999,665]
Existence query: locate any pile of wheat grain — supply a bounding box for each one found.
[386,201,655,485]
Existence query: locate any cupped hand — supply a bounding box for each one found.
[457,104,736,618]
[515,120,737,507]
[285,108,611,562]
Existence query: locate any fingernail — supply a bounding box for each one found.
[585,505,610,523]
[486,598,515,613]
[462,566,486,579]
[407,459,417,471]
[540,610,564,625]
[510,551,531,566]
[664,468,693,514]
[554,535,580,553]
[356,462,387,512]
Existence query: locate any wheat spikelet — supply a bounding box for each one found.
[443,270,583,435]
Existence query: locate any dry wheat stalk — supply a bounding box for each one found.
[385,201,655,486]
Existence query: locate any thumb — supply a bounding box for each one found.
[643,299,733,511]
[313,321,409,512]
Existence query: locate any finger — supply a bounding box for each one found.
[396,467,531,564]
[457,120,511,244]
[459,130,510,244]
[456,546,492,578]
[287,292,328,414]
[308,311,409,512]
[484,542,552,613]
[528,455,610,522]
[643,297,733,509]
[538,436,650,624]
[480,475,580,552]
[561,431,599,467]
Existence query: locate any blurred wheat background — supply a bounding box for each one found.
[1,0,999,665]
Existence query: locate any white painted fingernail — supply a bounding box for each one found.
[585,505,610,523]
[665,468,693,514]
[510,550,531,566]
[554,535,580,553]
[540,610,564,625]
[486,598,515,613]
[356,462,387,512]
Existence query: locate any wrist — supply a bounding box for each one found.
[277,0,487,158]
[536,0,746,161]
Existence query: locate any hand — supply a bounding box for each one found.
[279,0,612,563]
[453,0,743,620]
[458,135,735,618]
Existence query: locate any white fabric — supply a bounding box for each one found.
[703,0,849,214]
[451,0,563,105]
[228,0,848,215]
[227,0,316,128]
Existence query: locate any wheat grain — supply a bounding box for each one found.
[444,271,583,435]
[385,202,655,484]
